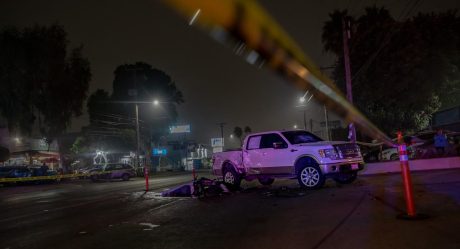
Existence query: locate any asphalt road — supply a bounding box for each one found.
[1,169,460,249]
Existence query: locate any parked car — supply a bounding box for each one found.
[0,166,32,186]
[89,163,135,182]
[358,142,383,163]
[76,164,104,178]
[381,131,460,160]
[212,130,364,190]
[0,166,32,178]
[381,135,427,161]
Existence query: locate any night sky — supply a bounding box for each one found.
[1,0,458,147]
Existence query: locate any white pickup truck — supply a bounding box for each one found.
[212,130,364,189]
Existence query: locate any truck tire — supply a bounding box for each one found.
[297,164,325,189]
[223,166,241,190]
[258,177,275,186]
[333,172,357,184]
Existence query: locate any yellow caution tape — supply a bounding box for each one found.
[0,170,133,183]
[163,0,392,145]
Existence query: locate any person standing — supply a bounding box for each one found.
[434,129,448,156]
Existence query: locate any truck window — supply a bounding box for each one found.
[260,134,288,149]
[282,131,323,144]
[247,136,262,149]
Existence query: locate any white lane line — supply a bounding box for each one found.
[148,199,182,213]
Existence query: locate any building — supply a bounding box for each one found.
[6,137,60,169]
[433,106,460,132]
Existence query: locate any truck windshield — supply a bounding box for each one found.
[282,131,323,144]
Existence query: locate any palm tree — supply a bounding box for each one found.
[233,126,243,146]
[244,126,252,134]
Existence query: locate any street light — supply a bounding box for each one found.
[135,99,161,171]
[293,125,298,129]
[230,134,234,138]
[298,92,313,130]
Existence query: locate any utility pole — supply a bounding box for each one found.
[127,66,142,171]
[303,111,307,130]
[217,122,226,148]
[135,103,140,169]
[343,17,356,143]
[324,105,330,140]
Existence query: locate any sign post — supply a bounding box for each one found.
[144,166,149,192]
[211,137,224,154]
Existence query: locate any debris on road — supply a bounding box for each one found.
[262,186,308,198]
[139,223,160,230]
[161,177,230,198]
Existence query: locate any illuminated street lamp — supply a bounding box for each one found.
[298,91,313,130]
[134,99,160,170]
[293,125,298,129]
[230,134,234,139]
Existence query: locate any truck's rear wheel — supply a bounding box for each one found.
[297,164,325,189]
[223,166,241,190]
[333,172,357,184]
[258,177,274,186]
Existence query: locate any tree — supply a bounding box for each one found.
[81,62,184,155]
[87,89,111,124]
[233,126,252,146]
[244,126,252,134]
[0,24,91,143]
[322,7,460,136]
[111,62,184,144]
[233,126,243,145]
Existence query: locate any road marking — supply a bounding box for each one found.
[148,199,182,213]
[0,177,199,223]
[139,223,160,230]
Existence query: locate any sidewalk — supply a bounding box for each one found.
[360,156,460,175]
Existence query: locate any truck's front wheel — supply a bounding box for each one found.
[223,166,241,190]
[297,164,325,189]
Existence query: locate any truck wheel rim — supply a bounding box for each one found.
[300,167,320,187]
[224,172,235,184]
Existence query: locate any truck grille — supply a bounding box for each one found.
[334,143,361,159]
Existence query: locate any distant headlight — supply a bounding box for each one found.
[318,148,340,160]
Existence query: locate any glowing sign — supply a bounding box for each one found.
[170,125,191,133]
[153,148,168,156]
[211,138,224,147]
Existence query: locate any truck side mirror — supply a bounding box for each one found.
[273,142,285,149]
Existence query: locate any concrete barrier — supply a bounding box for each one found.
[360,156,460,175]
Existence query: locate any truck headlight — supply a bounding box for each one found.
[318,149,340,160]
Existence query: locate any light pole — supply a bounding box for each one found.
[133,99,160,171]
[298,91,313,130]
[217,122,226,148]
[135,103,140,170]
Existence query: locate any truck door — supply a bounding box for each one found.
[258,133,291,174]
[243,133,291,175]
[243,135,263,174]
